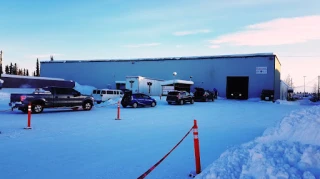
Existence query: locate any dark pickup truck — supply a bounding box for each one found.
[9,86,94,113]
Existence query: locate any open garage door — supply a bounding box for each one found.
[226,76,249,100]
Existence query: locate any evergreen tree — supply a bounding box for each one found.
[23,69,26,76]
[9,63,13,74]
[5,65,9,74]
[18,69,23,75]
[33,71,36,76]
[50,55,54,61]
[36,58,40,76]
[26,69,29,76]
[13,63,18,75]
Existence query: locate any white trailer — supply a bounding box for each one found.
[125,76,164,96]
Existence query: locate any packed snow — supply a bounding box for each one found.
[194,106,320,179]
[0,84,319,179]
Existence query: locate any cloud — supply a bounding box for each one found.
[209,45,220,49]
[28,53,63,59]
[209,15,320,47]
[123,43,161,48]
[173,29,211,36]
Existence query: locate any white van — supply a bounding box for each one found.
[92,89,124,104]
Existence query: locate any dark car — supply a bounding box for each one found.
[260,89,274,101]
[166,91,195,105]
[121,90,156,108]
[194,87,215,102]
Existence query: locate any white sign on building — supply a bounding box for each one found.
[256,67,267,74]
[162,86,174,95]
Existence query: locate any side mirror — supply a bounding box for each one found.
[74,92,81,97]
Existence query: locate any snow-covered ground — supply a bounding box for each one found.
[0,85,319,179]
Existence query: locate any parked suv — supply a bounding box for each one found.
[260,89,274,101]
[121,90,156,108]
[166,91,195,105]
[194,87,215,102]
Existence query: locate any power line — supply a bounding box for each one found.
[290,76,318,88]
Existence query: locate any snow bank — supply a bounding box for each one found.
[195,106,320,178]
[94,97,122,107]
[73,82,96,95]
[275,100,300,105]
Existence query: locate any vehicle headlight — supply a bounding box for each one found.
[239,94,242,96]
[231,93,233,96]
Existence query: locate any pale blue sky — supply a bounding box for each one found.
[1,0,320,91]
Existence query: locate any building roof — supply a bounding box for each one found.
[115,81,126,84]
[41,53,277,64]
[126,76,165,81]
[161,80,194,86]
[1,74,66,81]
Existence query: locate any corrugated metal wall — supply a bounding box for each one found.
[40,55,278,99]
[280,80,289,100]
[274,56,281,99]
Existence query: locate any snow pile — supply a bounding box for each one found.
[275,100,300,105]
[73,82,96,95]
[195,106,320,178]
[258,106,320,145]
[94,97,122,107]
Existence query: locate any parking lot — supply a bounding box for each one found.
[0,92,308,179]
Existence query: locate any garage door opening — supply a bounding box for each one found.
[226,76,249,100]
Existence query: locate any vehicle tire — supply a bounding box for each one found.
[32,104,44,114]
[151,102,156,107]
[82,101,93,111]
[132,103,138,108]
[122,105,127,108]
[97,101,101,104]
[168,102,172,105]
[179,100,184,105]
[190,99,194,104]
[212,98,214,101]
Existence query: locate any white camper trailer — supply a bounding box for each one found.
[125,76,164,96]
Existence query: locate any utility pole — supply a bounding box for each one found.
[303,76,306,97]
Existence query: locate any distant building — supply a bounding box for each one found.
[125,76,164,96]
[40,53,282,99]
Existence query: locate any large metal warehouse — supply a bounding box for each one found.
[40,53,281,100]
